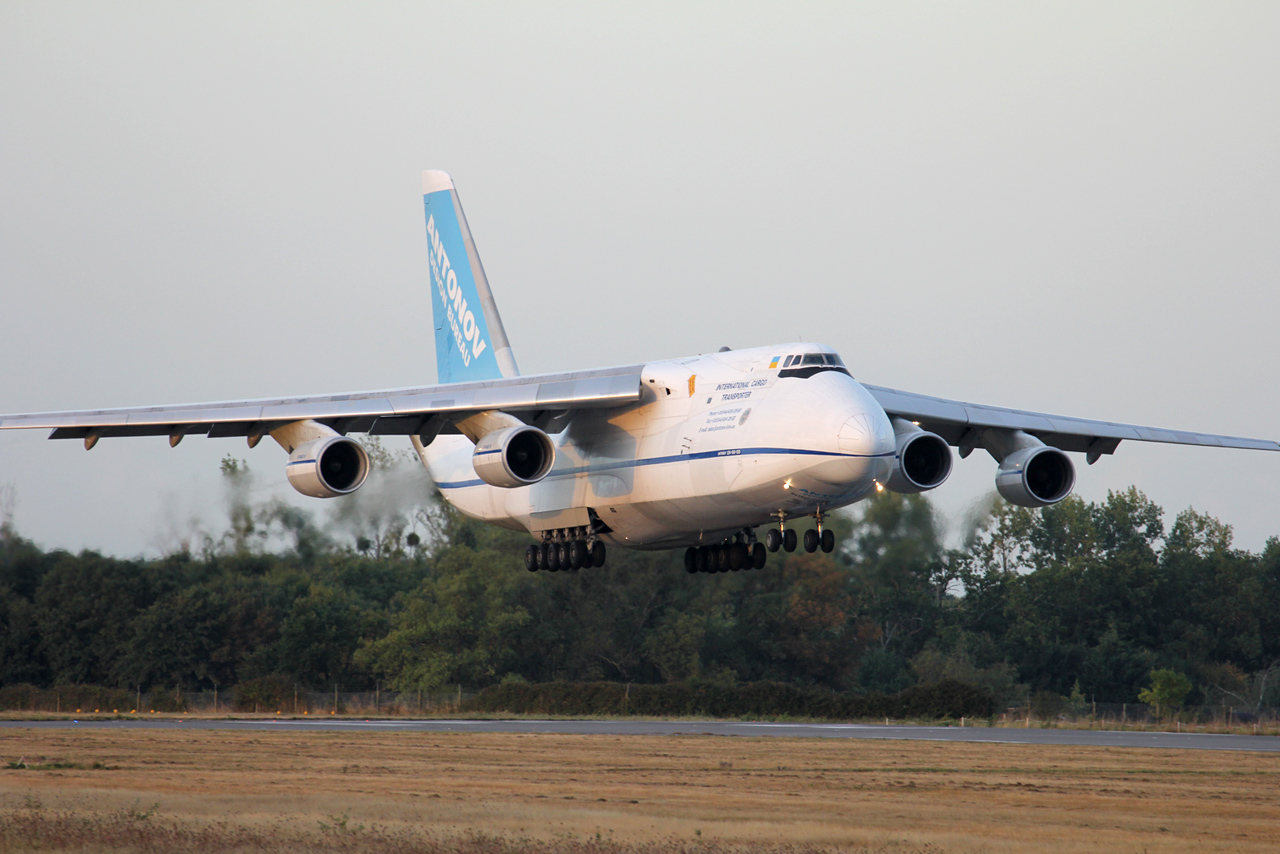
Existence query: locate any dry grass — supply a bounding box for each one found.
[2,727,1279,853]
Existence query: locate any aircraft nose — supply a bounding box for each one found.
[809,391,895,488]
[838,412,896,458]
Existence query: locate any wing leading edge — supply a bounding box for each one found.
[0,365,644,443]
[864,383,1280,461]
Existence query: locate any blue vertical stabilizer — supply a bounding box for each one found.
[423,171,519,383]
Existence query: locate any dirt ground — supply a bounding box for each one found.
[2,726,1279,852]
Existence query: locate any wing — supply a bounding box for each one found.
[863,383,1280,462]
[0,365,644,444]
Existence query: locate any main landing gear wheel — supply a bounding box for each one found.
[525,545,538,572]
[569,539,586,570]
[803,529,819,553]
[765,528,782,553]
[542,542,558,572]
[729,542,748,571]
[590,540,606,568]
[783,528,798,553]
[751,542,767,569]
[684,547,698,574]
[821,529,835,554]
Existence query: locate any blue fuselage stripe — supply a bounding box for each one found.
[434,446,892,491]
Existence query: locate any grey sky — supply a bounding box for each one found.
[2,2,1278,556]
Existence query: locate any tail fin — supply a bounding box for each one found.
[423,171,519,383]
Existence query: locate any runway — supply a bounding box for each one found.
[4,717,1277,752]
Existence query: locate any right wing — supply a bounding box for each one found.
[0,364,644,445]
[863,383,1280,461]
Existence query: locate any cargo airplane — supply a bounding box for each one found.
[3,172,1277,573]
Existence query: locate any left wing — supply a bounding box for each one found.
[0,365,644,446]
[863,383,1280,462]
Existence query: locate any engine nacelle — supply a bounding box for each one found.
[286,436,370,498]
[995,445,1075,508]
[886,428,953,494]
[472,425,555,488]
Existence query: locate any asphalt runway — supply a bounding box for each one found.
[4,718,1277,752]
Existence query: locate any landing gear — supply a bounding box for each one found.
[685,547,698,574]
[783,528,797,552]
[765,528,782,552]
[803,529,819,553]
[528,524,608,573]
[810,508,836,554]
[751,542,767,569]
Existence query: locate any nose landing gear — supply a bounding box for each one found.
[804,509,836,554]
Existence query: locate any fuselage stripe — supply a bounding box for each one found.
[434,446,894,490]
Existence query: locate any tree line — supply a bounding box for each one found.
[2,447,1280,711]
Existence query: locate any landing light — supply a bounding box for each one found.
[782,479,792,490]
[874,480,884,492]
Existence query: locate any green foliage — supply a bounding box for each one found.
[3,452,1280,720]
[1138,668,1193,719]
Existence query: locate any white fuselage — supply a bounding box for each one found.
[416,343,897,549]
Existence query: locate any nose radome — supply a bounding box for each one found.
[839,411,895,457]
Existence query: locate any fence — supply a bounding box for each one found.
[1003,701,1279,726]
[0,684,476,716]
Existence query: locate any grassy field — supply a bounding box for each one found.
[2,726,1279,853]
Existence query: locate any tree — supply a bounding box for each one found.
[1138,668,1192,719]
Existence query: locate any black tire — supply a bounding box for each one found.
[751,542,767,569]
[821,529,835,554]
[558,541,573,570]
[697,546,711,572]
[716,546,730,572]
[684,547,698,574]
[729,542,748,570]
[569,539,586,570]
[765,528,782,553]
[590,540,606,567]
[783,528,797,553]
[803,529,819,553]
[525,545,538,572]
[543,542,559,572]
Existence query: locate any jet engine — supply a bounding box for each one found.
[886,425,953,494]
[995,445,1075,508]
[472,425,555,488]
[286,436,370,498]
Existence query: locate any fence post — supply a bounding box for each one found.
[334,685,338,715]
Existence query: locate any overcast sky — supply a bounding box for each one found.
[2,2,1278,557]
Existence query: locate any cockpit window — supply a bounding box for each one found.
[779,351,851,380]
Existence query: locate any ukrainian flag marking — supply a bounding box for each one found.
[769,356,780,369]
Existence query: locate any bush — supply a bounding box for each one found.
[233,675,294,712]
